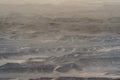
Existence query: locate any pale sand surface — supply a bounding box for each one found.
[0,71,119,79]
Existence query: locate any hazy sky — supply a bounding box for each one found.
[0,0,120,4]
[0,0,65,4]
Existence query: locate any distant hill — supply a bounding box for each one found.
[0,13,120,39]
[0,2,120,39]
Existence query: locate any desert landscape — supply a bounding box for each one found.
[0,0,120,80]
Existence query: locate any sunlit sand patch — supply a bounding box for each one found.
[0,59,25,66]
[97,46,120,52]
